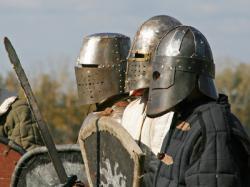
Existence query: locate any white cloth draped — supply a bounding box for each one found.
[121,97,174,155]
[0,89,17,116]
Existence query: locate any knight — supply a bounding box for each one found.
[0,88,43,150]
[121,16,182,184]
[146,25,250,186]
[75,33,131,125]
[0,87,43,186]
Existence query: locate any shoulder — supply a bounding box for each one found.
[230,113,249,135]
[10,99,30,112]
[122,97,145,121]
[7,99,32,121]
[229,113,250,150]
[187,101,229,133]
[0,89,18,116]
[191,101,249,140]
[124,97,144,113]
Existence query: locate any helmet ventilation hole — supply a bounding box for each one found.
[153,71,161,80]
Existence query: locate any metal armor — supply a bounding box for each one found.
[75,33,130,105]
[125,15,182,92]
[147,26,218,117]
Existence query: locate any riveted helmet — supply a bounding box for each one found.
[147,26,218,117]
[75,33,130,105]
[125,15,182,92]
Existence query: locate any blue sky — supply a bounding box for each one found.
[0,0,249,77]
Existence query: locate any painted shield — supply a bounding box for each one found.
[10,144,87,187]
[78,116,144,187]
[0,137,25,187]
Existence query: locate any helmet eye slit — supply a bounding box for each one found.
[134,53,145,58]
[153,71,161,80]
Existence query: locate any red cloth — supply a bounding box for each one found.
[130,89,145,96]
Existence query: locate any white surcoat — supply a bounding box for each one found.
[121,97,174,155]
[0,89,17,116]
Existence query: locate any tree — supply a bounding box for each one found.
[2,71,95,144]
[216,63,250,134]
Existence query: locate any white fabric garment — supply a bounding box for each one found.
[121,97,174,155]
[0,89,18,116]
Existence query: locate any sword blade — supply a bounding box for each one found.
[4,37,68,184]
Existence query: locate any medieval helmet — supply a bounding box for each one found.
[125,15,182,92]
[75,33,130,105]
[147,26,218,117]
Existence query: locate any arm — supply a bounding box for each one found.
[4,99,44,151]
[185,132,243,187]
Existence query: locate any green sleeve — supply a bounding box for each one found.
[4,99,44,151]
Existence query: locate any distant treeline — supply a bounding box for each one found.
[1,62,249,143]
[216,63,250,135]
[0,72,96,144]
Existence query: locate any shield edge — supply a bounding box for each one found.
[10,144,81,187]
[78,116,144,187]
[0,136,26,155]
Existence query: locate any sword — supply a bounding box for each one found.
[4,37,68,184]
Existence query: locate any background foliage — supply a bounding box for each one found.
[0,71,96,144]
[216,63,250,135]
[1,61,249,143]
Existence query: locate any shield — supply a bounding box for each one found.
[10,144,87,187]
[0,137,25,187]
[78,116,144,187]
